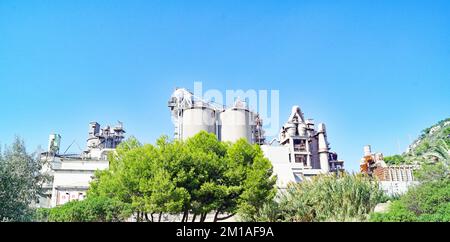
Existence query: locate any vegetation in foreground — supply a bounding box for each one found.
[370,179,450,222]
[34,196,132,222]
[0,137,48,222]
[247,173,386,222]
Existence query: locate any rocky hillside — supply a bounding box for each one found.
[384,118,450,165]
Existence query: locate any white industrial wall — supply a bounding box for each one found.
[379,181,420,196]
[50,160,109,207]
[261,145,295,189]
[59,159,109,170]
[52,171,96,187]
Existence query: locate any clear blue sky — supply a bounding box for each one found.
[1,0,449,172]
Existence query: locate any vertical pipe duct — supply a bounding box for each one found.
[317,123,330,172]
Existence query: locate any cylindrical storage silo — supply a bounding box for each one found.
[219,108,253,143]
[181,105,216,140]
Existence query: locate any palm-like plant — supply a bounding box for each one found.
[423,139,450,163]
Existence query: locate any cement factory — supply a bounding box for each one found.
[38,87,345,207]
[168,88,344,188]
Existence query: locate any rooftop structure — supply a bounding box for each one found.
[38,121,125,208]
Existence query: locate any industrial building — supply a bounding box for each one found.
[37,87,345,208]
[168,88,344,189]
[360,145,419,195]
[261,106,344,189]
[38,122,125,208]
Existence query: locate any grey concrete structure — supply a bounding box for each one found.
[261,106,344,189]
[38,122,125,208]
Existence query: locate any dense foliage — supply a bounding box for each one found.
[0,137,48,221]
[370,179,450,222]
[403,118,450,165]
[248,173,385,222]
[34,196,132,222]
[86,131,276,222]
[383,155,406,165]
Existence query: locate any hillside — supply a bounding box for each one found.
[384,118,450,165]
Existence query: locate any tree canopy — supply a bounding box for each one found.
[0,137,48,221]
[86,131,276,222]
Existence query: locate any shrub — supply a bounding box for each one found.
[34,196,132,222]
[370,180,450,222]
[250,173,385,222]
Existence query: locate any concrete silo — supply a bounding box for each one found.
[181,105,217,140]
[219,103,253,143]
[168,88,219,141]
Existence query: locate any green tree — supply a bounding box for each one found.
[231,140,277,221]
[0,137,48,221]
[414,138,449,183]
[88,131,276,222]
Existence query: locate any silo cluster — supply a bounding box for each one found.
[168,88,264,144]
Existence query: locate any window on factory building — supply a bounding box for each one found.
[295,154,307,166]
[293,139,307,152]
[329,152,338,161]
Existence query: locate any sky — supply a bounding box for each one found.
[0,0,449,172]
